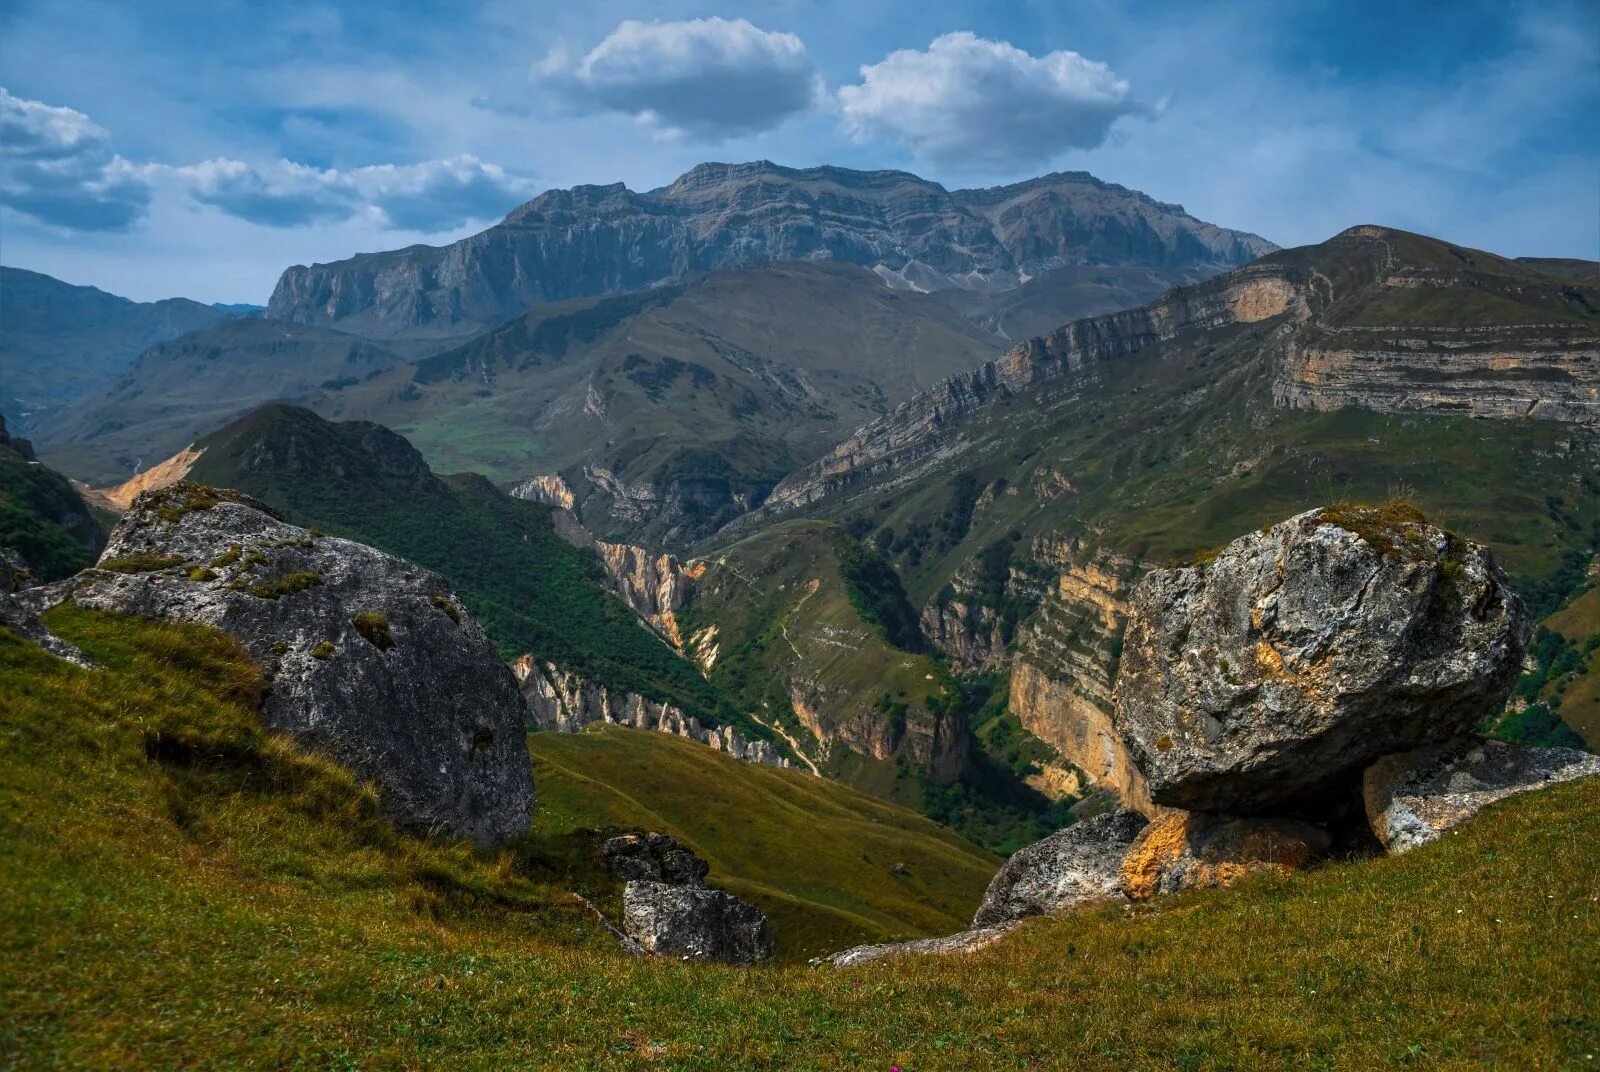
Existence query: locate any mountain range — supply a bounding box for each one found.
[265,161,1275,341]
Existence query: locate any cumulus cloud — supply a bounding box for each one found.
[169,155,536,230]
[539,17,821,139]
[837,33,1146,169]
[0,87,152,231]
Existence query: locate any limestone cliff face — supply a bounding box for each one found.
[789,682,969,785]
[1009,541,1151,812]
[509,473,574,511]
[921,598,1009,670]
[267,161,1271,337]
[512,656,788,768]
[592,541,699,648]
[761,266,1308,512]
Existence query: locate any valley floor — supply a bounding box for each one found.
[3,609,1598,1070]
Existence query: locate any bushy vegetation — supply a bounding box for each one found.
[0,440,105,581]
[4,607,1598,1069]
[838,540,926,653]
[1481,625,1593,750]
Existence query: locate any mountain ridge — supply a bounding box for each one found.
[265,160,1275,339]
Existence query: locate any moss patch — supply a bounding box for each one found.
[248,571,322,600]
[351,611,394,650]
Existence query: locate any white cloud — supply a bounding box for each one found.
[837,33,1146,169]
[0,87,152,231]
[539,17,822,139]
[168,155,535,230]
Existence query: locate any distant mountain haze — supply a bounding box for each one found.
[0,267,237,433]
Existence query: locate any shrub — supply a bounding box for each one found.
[249,571,322,599]
[352,612,394,650]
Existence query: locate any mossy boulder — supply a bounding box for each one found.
[59,482,533,845]
[1114,506,1530,812]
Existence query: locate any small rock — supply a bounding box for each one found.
[1119,811,1330,900]
[1364,738,1600,853]
[1114,506,1529,812]
[601,832,709,886]
[972,809,1148,927]
[622,881,774,965]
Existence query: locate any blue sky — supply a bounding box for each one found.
[1,0,1595,303]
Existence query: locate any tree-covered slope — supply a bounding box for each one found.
[3,606,1597,1069]
[0,416,107,580]
[183,404,767,743]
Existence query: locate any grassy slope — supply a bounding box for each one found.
[4,608,1599,1070]
[183,405,768,744]
[529,724,998,960]
[1543,584,1600,747]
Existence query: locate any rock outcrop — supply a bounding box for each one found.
[971,809,1148,927]
[61,483,534,845]
[1363,739,1600,853]
[592,541,696,648]
[601,832,710,886]
[623,883,775,965]
[1118,812,1330,900]
[266,162,1271,338]
[824,924,1015,968]
[512,656,789,768]
[604,831,773,965]
[1114,505,1529,812]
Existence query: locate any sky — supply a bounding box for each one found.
[1,0,1595,304]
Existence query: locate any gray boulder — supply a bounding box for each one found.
[63,483,533,846]
[622,882,774,964]
[1364,738,1600,853]
[601,832,710,886]
[972,809,1147,927]
[1114,505,1528,812]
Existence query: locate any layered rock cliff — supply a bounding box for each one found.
[752,227,1599,518]
[512,655,788,768]
[267,161,1272,337]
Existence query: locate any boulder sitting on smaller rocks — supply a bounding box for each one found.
[602,832,710,886]
[1119,811,1330,900]
[623,882,774,964]
[972,809,1148,927]
[1364,739,1600,853]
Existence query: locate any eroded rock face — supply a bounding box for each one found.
[622,882,775,964]
[512,656,789,768]
[1119,811,1330,900]
[1114,506,1529,812]
[63,483,534,845]
[1364,739,1600,853]
[602,833,710,887]
[971,809,1147,927]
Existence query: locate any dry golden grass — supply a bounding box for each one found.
[3,607,1598,1070]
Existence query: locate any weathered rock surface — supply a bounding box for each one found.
[1113,506,1529,812]
[622,881,775,964]
[824,924,1015,968]
[971,809,1148,927]
[267,162,1270,338]
[602,833,710,887]
[1364,739,1600,853]
[512,655,789,768]
[1119,811,1330,900]
[62,483,534,845]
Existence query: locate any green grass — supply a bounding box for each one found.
[528,724,998,962]
[4,608,1599,1069]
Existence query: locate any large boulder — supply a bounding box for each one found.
[971,809,1147,927]
[1119,811,1330,900]
[622,882,774,964]
[1364,739,1600,853]
[1114,505,1529,812]
[63,483,533,845]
